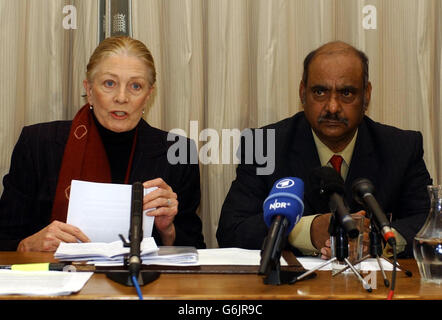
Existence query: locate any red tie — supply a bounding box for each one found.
[329,155,344,175]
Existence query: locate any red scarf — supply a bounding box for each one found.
[51,104,137,222]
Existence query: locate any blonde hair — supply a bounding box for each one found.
[86,36,156,87]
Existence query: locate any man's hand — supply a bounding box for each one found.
[312,210,370,260]
[17,220,90,252]
[310,213,332,258]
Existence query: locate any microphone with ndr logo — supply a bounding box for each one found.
[259,177,304,283]
[263,177,304,233]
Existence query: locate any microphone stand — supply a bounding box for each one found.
[106,182,160,288]
[332,220,389,287]
[259,216,313,285]
[381,257,413,277]
[106,235,160,287]
[332,219,412,279]
[293,214,372,292]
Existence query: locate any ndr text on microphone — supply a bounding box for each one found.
[259,177,304,276]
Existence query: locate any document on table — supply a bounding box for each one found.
[0,270,93,296]
[197,248,288,266]
[55,237,159,263]
[67,180,157,243]
[55,239,199,266]
[196,249,393,271]
[141,246,199,266]
[296,256,394,271]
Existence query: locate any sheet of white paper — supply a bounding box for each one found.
[296,256,394,271]
[0,270,93,296]
[67,180,156,243]
[197,249,393,271]
[197,248,288,266]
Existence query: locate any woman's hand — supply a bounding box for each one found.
[17,220,90,252]
[142,178,178,246]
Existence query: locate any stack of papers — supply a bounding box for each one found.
[54,238,199,266]
[135,246,198,266]
[55,237,159,265]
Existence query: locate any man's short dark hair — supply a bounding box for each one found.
[302,43,369,90]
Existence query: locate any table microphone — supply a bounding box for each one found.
[259,177,304,278]
[106,182,159,290]
[352,178,396,246]
[128,181,144,277]
[310,166,359,238]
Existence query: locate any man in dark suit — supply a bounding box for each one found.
[216,41,432,258]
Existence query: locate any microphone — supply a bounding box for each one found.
[352,178,396,246]
[310,166,359,239]
[259,177,304,277]
[106,182,159,290]
[128,181,144,277]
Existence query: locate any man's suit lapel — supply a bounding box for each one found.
[286,116,323,213]
[345,117,379,210]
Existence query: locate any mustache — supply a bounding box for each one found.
[317,113,349,126]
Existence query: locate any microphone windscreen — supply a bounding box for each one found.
[351,178,375,204]
[310,166,345,196]
[263,177,304,234]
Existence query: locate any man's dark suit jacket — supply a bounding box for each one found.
[216,112,432,257]
[0,119,206,250]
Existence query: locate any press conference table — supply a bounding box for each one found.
[0,251,440,300]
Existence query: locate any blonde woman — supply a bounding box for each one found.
[0,36,205,251]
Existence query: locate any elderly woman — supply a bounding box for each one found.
[0,36,206,251]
